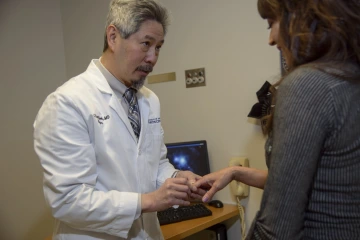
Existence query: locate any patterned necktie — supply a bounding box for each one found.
[123,88,141,140]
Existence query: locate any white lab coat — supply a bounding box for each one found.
[34,60,176,240]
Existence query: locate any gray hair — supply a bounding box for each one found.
[103,0,170,52]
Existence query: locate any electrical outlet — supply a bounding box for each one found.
[229,157,249,199]
[185,68,206,88]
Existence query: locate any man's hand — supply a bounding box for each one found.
[141,178,191,213]
[176,171,207,200]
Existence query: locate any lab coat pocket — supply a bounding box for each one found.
[143,133,163,155]
[140,133,162,192]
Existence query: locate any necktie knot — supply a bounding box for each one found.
[124,88,137,106]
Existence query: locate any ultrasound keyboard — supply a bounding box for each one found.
[157,204,212,225]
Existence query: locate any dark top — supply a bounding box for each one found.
[247,66,360,240]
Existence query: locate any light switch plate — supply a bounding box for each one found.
[185,68,206,88]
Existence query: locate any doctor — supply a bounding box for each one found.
[34,0,204,239]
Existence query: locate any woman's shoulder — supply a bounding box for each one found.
[280,64,356,96]
[284,65,334,86]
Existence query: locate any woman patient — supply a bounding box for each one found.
[195,0,360,239]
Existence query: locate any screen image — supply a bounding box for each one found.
[166,141,210,177]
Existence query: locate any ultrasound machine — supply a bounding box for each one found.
[157,140,213,225]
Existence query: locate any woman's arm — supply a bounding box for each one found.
[194,166,268,202]
[233,166,268,189]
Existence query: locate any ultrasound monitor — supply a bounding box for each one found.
[165,140,211,176]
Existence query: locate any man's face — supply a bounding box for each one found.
[113,20,164,89]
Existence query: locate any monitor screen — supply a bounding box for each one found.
[165,140,211,176]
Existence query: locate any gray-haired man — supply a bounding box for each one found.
[34,1,204,239]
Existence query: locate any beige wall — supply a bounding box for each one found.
[1,0,282,239]
[0,0,67,239]
[60,0,109,79]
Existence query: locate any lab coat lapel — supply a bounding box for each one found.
[87,60,138,143]
[108,95,138,143]
[137,92,149,148]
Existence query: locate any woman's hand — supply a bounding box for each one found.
[194,167,236,202]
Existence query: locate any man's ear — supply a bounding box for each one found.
[106,25,118,52]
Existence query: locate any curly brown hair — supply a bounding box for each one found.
[257,0,360,134]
